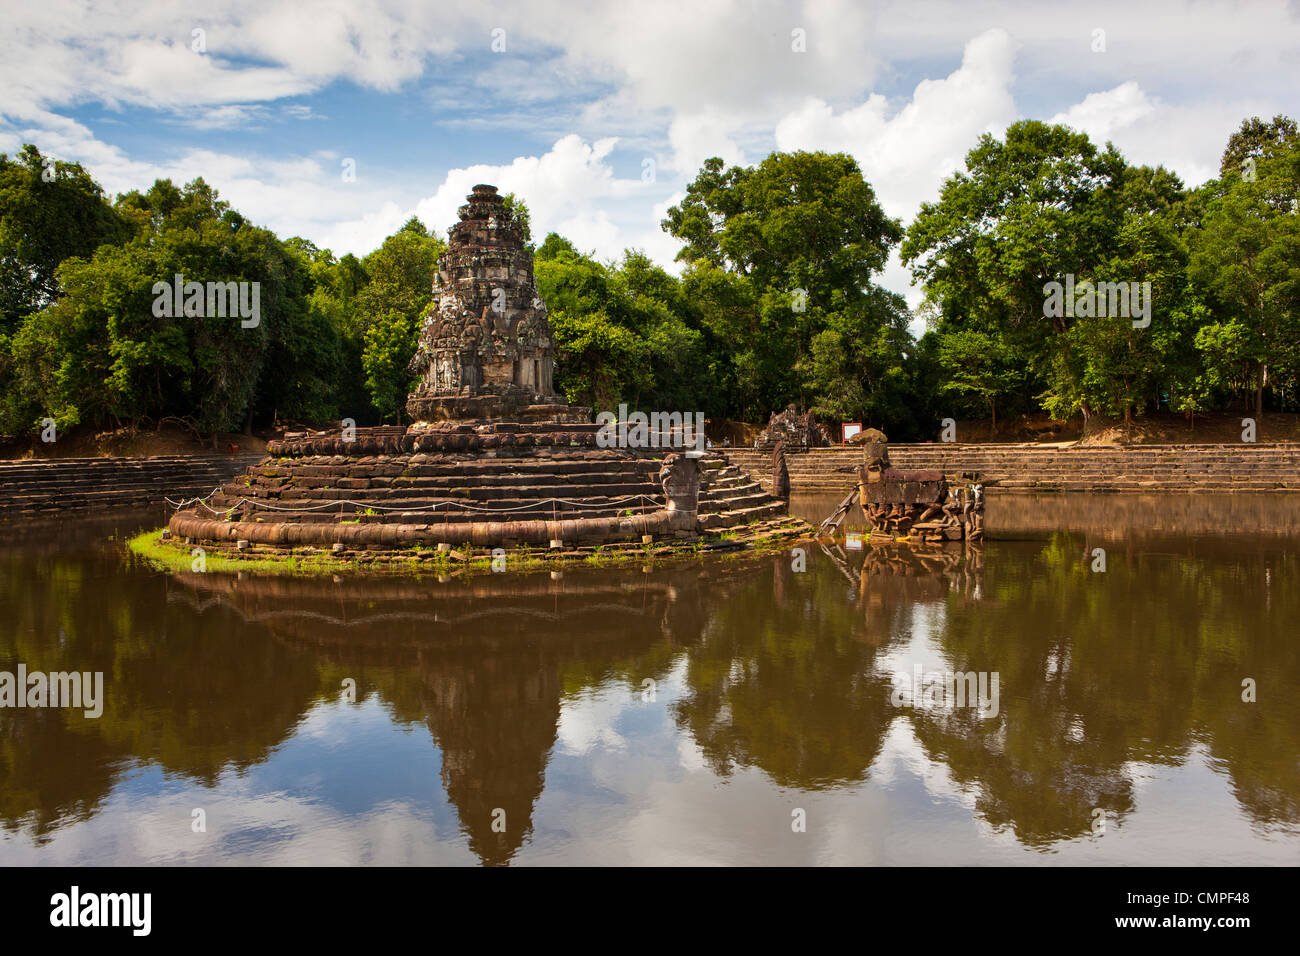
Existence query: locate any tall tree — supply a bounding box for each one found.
[533,240,724,414]
[1191,134,1300,419]
[663,151,908,423]
[0,145,128,332]
[1220,114,1299,180]
[934,329,1020,429]
[354,217,445,422]
[903,121,1137,423]
[4,176,330,442]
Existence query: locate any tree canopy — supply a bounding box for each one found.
[663,151,911,423]
[2,115,1297,445]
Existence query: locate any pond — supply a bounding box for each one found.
[1,496,1297,865]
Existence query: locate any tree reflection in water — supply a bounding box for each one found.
[1,514,1297,863]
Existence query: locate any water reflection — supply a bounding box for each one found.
[1,510,1297,864]
[173,570,708,865]
[792,489,1300,541]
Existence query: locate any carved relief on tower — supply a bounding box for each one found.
[434,353,459,392]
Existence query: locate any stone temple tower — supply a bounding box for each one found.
[406,184,583,423]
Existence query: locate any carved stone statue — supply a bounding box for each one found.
[772,441,790,499]
[658,453,701,514]
[757,403,830,450]
[968,485,985,541]
[843,428,987,543]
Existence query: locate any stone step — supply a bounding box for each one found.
[225,479,661,502]
[727,444,1300,494]
[0,453,262,471]
[0,472,240,495]
[226,502,663,524]
[264,460,658,481]
[698,501,788,530]
[265,471,646,490]
[177,446,799,544]
[699,490,773,512]
[702,473,750,488]
[1,484,238,513]
[0,454,263,513]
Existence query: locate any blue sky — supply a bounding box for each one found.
[3,0,1297,326]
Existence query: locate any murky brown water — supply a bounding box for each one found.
[1,497,1297,865]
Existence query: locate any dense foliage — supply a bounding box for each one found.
[903,116,1299,428]
[1,113,1296,443]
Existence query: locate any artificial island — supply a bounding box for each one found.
[148,185,818,571]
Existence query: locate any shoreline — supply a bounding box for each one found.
[126,520,814,578]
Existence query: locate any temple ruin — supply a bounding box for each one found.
[161,185,806,563]
[405,185,584,424]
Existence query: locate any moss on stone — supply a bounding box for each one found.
[126,522,809,579]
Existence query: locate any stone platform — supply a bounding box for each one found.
[164,424,808,560]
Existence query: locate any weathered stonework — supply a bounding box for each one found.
[405,184,587,424]
[159,185,809,561]
[816,431,984,543]
[855,433,983,542]
[771,441,790,499]
[658,453,702,514]
[756,404,831,451]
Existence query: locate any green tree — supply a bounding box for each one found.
[1220,114,1299,180]
[262,239,345,425]
[354,218,445,421]
[536,232,577,262]
[1189,137,1300,418]
[0,145,128,332]
[501,193,532,248]
[801,287,914,429]
[934,329,1020,429]
[537,245,652,408]
[664,151,908,424]
[548,308,651,409]
[1060,165,1199,428]
[361,310,418,423]
[295,247,371,423]
[903,121,1132,423]
[5,176,331,442]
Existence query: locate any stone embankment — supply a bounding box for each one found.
[724,443,1300,493]
[0,454,264,515]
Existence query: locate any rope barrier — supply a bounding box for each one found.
[163,487,226,508]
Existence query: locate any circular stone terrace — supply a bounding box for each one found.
[158,421,808,568]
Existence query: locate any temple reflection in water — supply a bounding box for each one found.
[1,511,1297,864]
